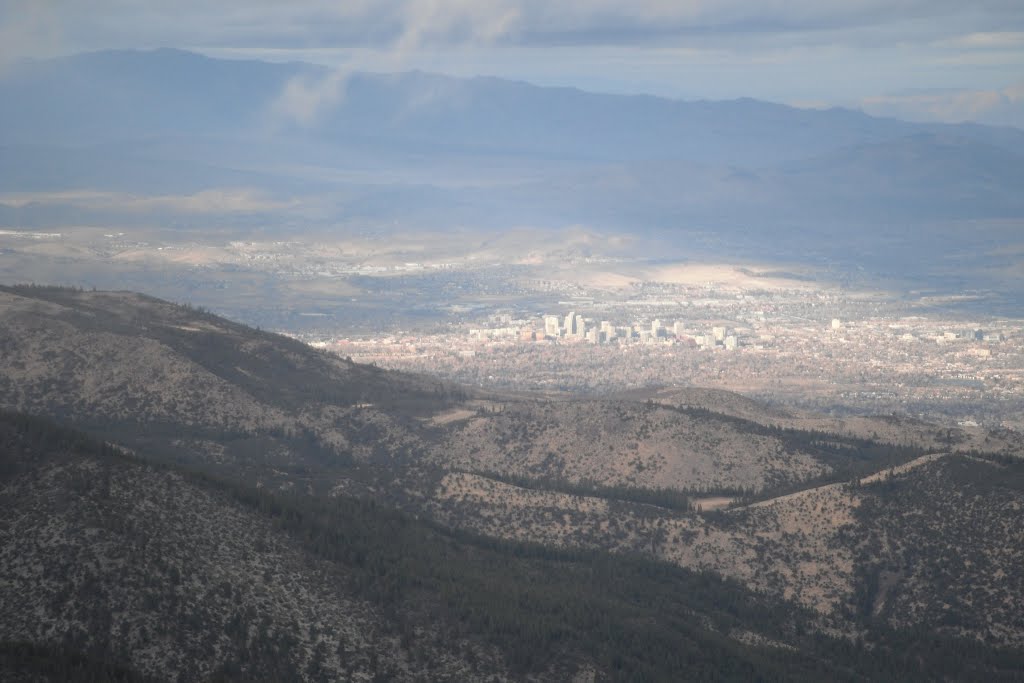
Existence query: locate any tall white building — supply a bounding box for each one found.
[577,314,588,338]
[544,315,561,337]
[562,312,585,339]
[565,312,587,337]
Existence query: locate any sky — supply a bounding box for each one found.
[2,0,1023,126]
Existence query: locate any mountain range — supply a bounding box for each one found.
[2,49,1023,274]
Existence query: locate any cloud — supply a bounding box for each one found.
[0,0,62,71]
[270,67,350,127]
[938,31,1024,49]
[268,1,525,127]
[9,0,1024,56]
[0,188,293,213]
[288,1,1024,49]
[860,81,1024,127]
[391,0,522,51]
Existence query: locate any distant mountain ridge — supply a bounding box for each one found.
[2,48,1023,279]
[3,48,1022,163]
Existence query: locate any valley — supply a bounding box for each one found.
[2,41,1024,681]
[3,224,1021,431]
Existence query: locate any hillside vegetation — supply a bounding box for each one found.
[2,286,1024,679]
[5,412,1024,681]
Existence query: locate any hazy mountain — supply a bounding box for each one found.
[0,49,289,146]
[777,133,1024,220]
[2,48,1023,252]
[4,48,1023,164]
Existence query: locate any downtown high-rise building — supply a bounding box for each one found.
[574,313,586,338]
[563,311,585,338]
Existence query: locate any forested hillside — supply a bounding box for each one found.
[4,412,1024,681]
[3,286,1024,680]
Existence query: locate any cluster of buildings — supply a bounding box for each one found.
[315,292,1022,429]
[512,312,741,349]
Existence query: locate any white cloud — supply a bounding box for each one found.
[938,31,1024,49]
[0,188,291,213]
[268,1,525,127]
[12,0,1024,55]
[270,68,350,127]
[860,82,1024,127]
[0,0,62,71]
[393,0,522,51]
